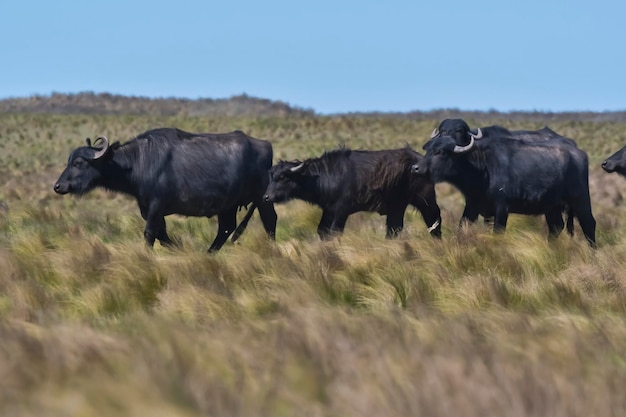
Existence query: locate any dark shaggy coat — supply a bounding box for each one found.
[264,147,441,239]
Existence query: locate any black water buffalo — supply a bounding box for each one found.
[602,146,626,176]
[263,147,442,239]
[412,119,596,246]
[470,126,575,235]
[54,128,277,252]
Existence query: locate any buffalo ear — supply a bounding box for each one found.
[92,136,110,160]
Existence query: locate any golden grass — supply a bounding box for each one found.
[1,112,626,416]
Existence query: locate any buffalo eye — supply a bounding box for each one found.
[73,159,86,168]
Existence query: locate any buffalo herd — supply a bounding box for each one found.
[53,119,626,251]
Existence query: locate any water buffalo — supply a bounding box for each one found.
[602,146,626,176]
[54,128,277,252]
[263,147,442,239]
[412,119,596,247]
[467,125,575,235]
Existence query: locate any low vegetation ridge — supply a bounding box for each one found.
[1,92,626,121]
[0,92,315,117]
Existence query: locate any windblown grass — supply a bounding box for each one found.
[1,112,626,416]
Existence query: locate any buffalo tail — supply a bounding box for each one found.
[231,203,257,243]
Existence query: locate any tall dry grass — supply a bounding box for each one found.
[1,112,626,416]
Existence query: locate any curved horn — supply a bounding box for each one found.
[290,162,305,173]
[85,137,92,147]
[453,136,475,153]
[469,128,483,140]
[92,136,110,160]
[430,128,439,139]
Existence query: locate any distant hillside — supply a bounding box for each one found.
[1,92,625,121]
[0,92,315,117]
[356,109,626,123]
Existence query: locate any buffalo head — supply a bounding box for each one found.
[413,119,482,179]
[602,145,626,177]
[53,137,112,195]
[263,160,309,203]
[429,119,483,148]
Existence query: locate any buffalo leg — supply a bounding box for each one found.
[144,212,168,247]
[209,208,238,252]
[411,198,442,239]
[385,207,405,239]
[330,214,349,235]
[493,203,509,233]
[317,211,334,240]
[141,203,177,248]
[155,218,179,247]
[575,206,597,248]
[143,227,157,247]
[460,203,480,227]
[566,208,575,236]
[257,199,277,240]
[139,204,155,247]
[545,209,565,239]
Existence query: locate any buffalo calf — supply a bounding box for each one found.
[263,147,442,239]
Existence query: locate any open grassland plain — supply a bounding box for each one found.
[1,112,626,416]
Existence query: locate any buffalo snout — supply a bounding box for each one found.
[53,182,69,194]
[602,159,615,173]
[411,162,424,175]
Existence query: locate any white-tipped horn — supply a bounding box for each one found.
[290,162,304,173]
[92,136,110,160]
[469,128,483,140]
[430,128,439,139]
[453,136,475,153]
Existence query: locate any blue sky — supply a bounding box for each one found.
[1,0,624,114]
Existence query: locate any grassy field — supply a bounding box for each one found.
[1,112,626,416]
